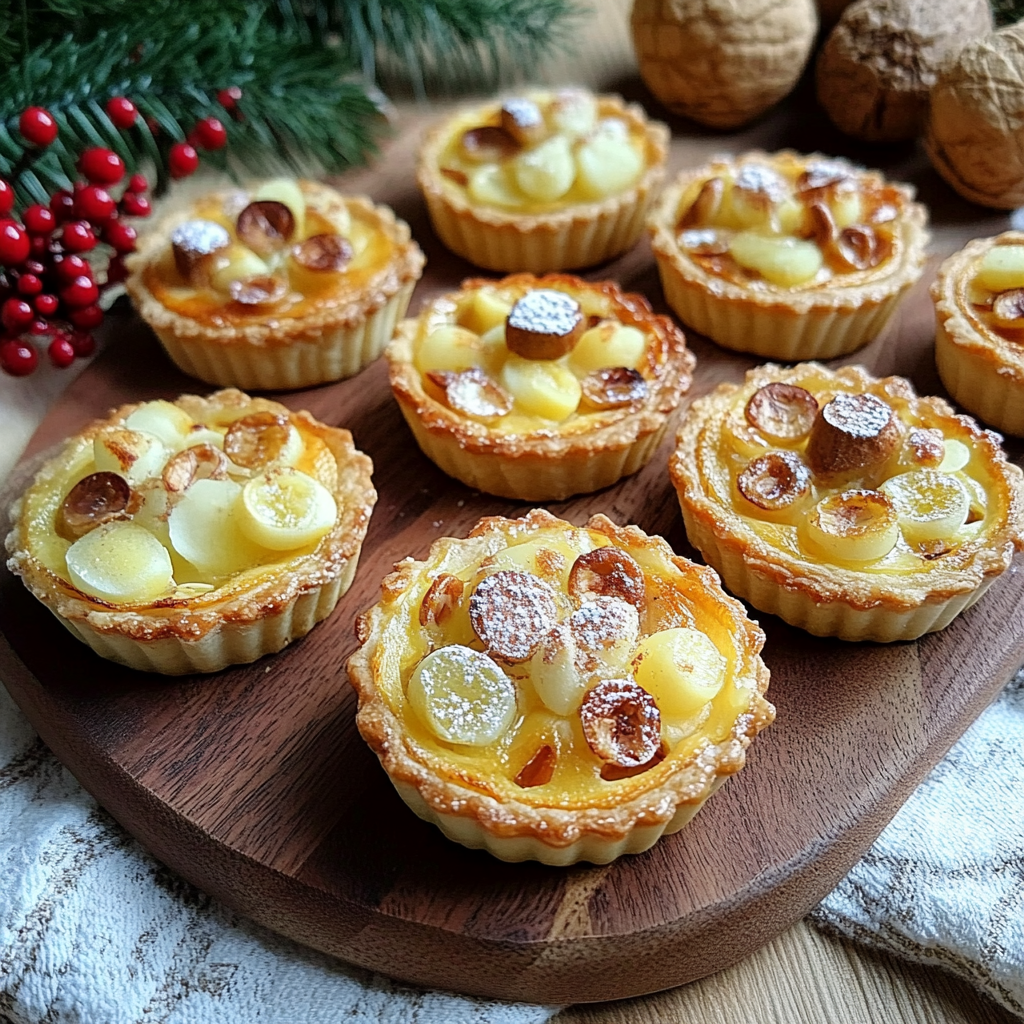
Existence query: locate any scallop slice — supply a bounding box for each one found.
[124,400,194,450]
[569,321,646,374]
[238,468,336,551]
[802,489,900,563]
[501,355,582,421]
[880,470,970,545]
[631,627,726,720]
[93,428,168,487]
[66,521,173,603]
[729,232,823,287]
[167,478,265,576]
[575,130,643,199]
[513,135,576,203]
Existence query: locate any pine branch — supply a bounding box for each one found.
[991,0,1024,26]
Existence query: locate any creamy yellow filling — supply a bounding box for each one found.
[965,244,1024,342]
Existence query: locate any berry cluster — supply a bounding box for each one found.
[3,94,237,377]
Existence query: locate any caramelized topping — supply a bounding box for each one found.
[419,573,465,628]
[580,367,648,410]
[568,546,645,610]
[229,275,288,306]
[505,289,585,360]
[678,228,729,255]
[830,225,881,272]
[680,177,724,229]
[738,451,811,511]
[291,234,353,272]
[514,744,557,788]
[745,383,818,441]
[806,392,901,479]
[460,125,520,164]
[427,367,513,419]
[469,569,558,662]
[993,288,1024,323]
[171,220,230,285]
[600,744,665,781]
[440,167,470,186]
[161,443,228,493]
[500,98,546,146]
[57,471,132,540]
[224,411,292,469]
[908,427,945,468]
[796,162,852,195]
[236,200,296,255]
[580,679,661,769]
[734,163,786,203]
[806,201,837,247]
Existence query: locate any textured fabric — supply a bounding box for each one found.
[0,684,559,1024]
[812,669,1024,1018]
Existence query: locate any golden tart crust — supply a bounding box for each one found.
[417,91,668,273]
[5,389,376,674]
[648,151,929,360]
[347,509,773,866]
[671,363,1024,642]
[126,180,424,390]
[933,231,1024,437]
[386,273,694,501]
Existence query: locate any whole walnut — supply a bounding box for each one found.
[926,25,1024,209]
[817,0,854,25]
[631,0,818,129]
[817,0,992,143]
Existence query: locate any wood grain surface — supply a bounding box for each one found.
[3,85,1024,1006]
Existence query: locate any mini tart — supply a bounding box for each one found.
[386,273,693,501]
[5,389,376,674]
[671,363,1024,642]
[348,509,773,865]
[648,151,929,360]
[417,89,668,272]
[126,179,424,389]
[933,231,1024,437]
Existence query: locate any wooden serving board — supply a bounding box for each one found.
[2,98,1024,1005]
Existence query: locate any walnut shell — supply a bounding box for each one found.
[816,0,992,143]
[926,24,1024,210]
[630,0,818,129]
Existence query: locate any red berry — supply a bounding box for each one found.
[78,147,125,186]
[61,275,99,308]
[24,259,45,276]
[75,185,115,223]
[0,180,13,216]
[0,220,30,266]
[168,142,199,179]
[2,298,34,332]
[54,254,91,281]
[106,256,128,285]
[127,173,149,193]
[17,273,42,296]
[120,192,151,218]
[50,189,77,223]
[104,219,137,254]
[19,107,58,147]
[48,334,76,367]
[0,339,38,376]
[218,86,242,111]
[61,221,97,253]
[34,293,58,316]
[106,96,138,129]
[69,303,103,329]
[191,116,227,151]
[70,330,96,357]
[23,204,55,235]
[29,318,51,337]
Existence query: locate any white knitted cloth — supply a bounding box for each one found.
[0,684,559,1024]
[812,669,1024,1018]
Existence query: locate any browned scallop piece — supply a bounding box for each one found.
[161,443,228,493]
[679,177,724,229]
[745,382,818,442]
[514,744,557,788]
[505,289,585,360]
[737,451,811,512]
[224,411,293,468]
[580,367,648,410]
[805,392,902,479]
[993,289,1024,324]
[236,200,296,255]
[805,201,837,247]
[170,219,231,286]
[500,98,547,146]
[56,471,132,540]
[580,679,661,769]
[568,546,645,610]
[600,743,666,781]
[419,573,465,628]
[459,125,521,164]
[229,275,288,307]
[796,162,853,196]
[469,569,559,662]
[908,427,945,468]
[426,368,513,419]
[828,226,882,273]
[291,234,353,273]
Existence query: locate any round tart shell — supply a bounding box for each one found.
[386,273,694,501]
[347,509,773,866]
[933,231,1024,437]
[5,389,377,674]
[126,182,425,390]
[647,151,929,360]
[417,94,669,273]
[671,363,1024,642]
